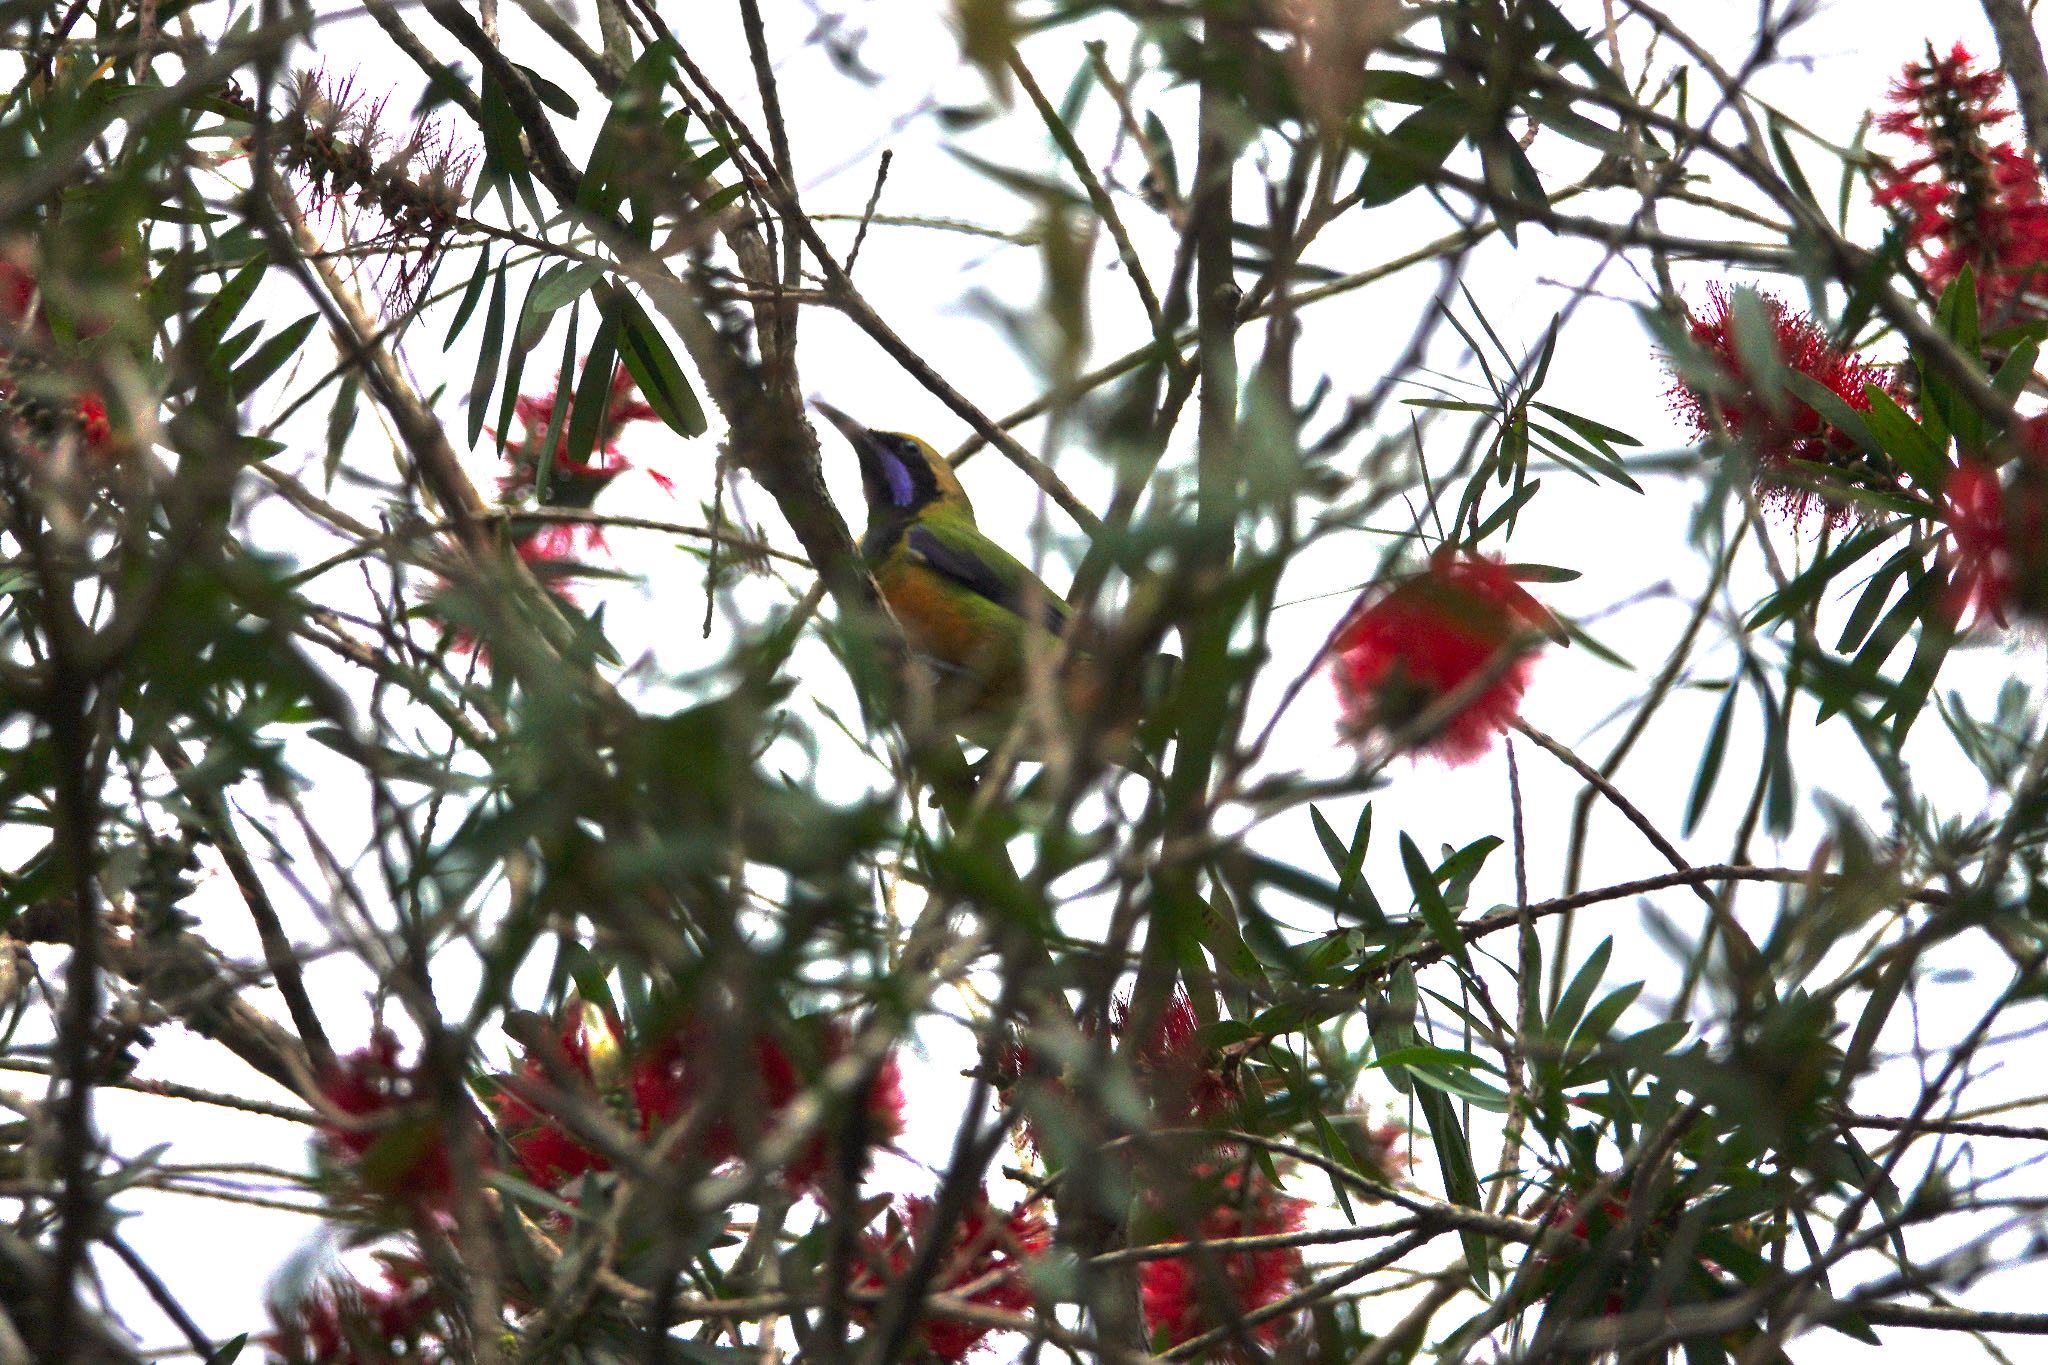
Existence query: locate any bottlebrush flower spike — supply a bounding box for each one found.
[490,1002,629,1193]
[1138,1164,1308,1364]
[500,364,665,563]
[0,247,121,465]
[628,1012,905,1196]
[1942,416,2048,626]
[1877,44,2048,325]
[442,363,666,652]
[318,1030,466,1214]
[264,1253,448,1365]
[1110,987,1239,1125]
[1666,286,1903,520]
[996,989,1238,1156]
[850,1194,1051,1362]
[1330,550,1550,763]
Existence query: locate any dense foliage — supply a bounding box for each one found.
[0,2,2046,1363]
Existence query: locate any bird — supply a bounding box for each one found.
[814,401,1117,760]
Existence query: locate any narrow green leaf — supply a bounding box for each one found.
[1756,669,1796,836]
[467,259,510,448]
[230,313,317,400]
[1357,97,1467,208]
[1746,519,1908,631]
[1885,601,1956,743]
[1414,1083,1488,1291]
[187,256,266,362]
[615,292,706,437]
[1834,544,1919,654]
[515,62,578,116]
[444,248,494,347]
[1993,338,2039,404]
[1683,681,1739,835]
[1768,115,1821,218]
[1529,403,1643,447]
[324,373,360,489]
[1357,71,1450,105]
[522,261,605,339]
[562,306,622,476]
[1859,385,1947,489]
[1546,937,1613,1047]
[1561,981,1645,1064]
[1785,372,1883,461]
[533,306,580,502]
[1400,833,1467,971]
[204,1335,249,1365]
[1474,478,1541,539]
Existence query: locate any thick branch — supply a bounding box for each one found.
[1981,0,2048,183]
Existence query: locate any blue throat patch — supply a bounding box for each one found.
[881,450,917,507]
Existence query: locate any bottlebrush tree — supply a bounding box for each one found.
[2,2,2047,1364]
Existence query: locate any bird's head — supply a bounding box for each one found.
[815,402,972,523]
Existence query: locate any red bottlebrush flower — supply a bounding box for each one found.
[440,363,664,652]
[1110,987,1239,1125]
[491,1003,628,1193]
[1529,1176,1701,1323]
[997,990,1238,1157]
[319,1031,463,1213]
[1329,550,1549,763]
[850,1194,1051,1362]
[0,255,38,330]
[1877,44,2048,325]
[502,365,660,509]
[265,1254,448,1365]
[494,363,665,577]
[74,391,110,450]
[1943,416,2048,626]
[1138,1164,1308,1364]
[1342,1117,1412,1188]
[628,1013,906,1196]
[1666,286,1903,520]
[1533,1187,1633,1318]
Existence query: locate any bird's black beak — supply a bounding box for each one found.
[816,399,919,512]
[813,400,870,452]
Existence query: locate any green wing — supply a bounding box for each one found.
[906,520,1072,638]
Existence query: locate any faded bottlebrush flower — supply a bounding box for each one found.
[1877,44,2048,325]
[319,1030,465,1213]
[1138,1164,1309,1364]
[629,1012,906,1195]
[261,70,476,311]
[1330,551,1549,763]
[850,1194,1051,1362]
[264,1255,447,1365]
[1666,286,1902,519]
[490,1002,630,1193]
[1942,416,2048,626]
